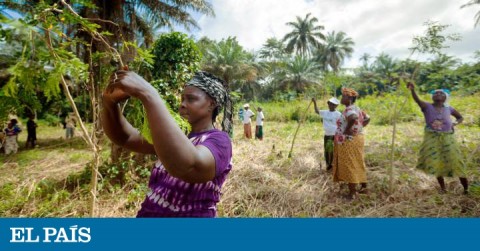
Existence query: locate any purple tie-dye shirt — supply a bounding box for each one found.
[137,129,232,217]
[422,103,456,132]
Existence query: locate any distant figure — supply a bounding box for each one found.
[407,82,468,194]
[242,104,255,139]
[65,113,77,139]
[255,107,265,140]
[333,88,371,200]
[238,107,244,122]
[26,115,38,148]
[312,97,341,171]
[4,121,22,155]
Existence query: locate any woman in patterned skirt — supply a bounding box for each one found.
[333,88,370,200]
[407,82,468,194]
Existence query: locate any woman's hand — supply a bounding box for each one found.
[407,82,415,90]
[103,84,130,104]
[106,71,157,100]
[344,128,354,136]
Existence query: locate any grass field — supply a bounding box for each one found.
[1,96,480,217]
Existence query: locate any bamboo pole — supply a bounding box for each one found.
[288,100,313,158]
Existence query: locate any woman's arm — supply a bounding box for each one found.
[407,82,427,110]
[101,88,156,155]
[451,109,464,125]
[344,114,358,136]
[311,97,320,114]
[105,71,216,183]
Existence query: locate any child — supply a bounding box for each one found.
[255,107,265,140]
[312,97,341,171]
[4,120,22,155]
[407,82,468,194]
[26,115,38,148]
[102,70,233,217]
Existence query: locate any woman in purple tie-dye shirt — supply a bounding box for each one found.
[102,71,233,217]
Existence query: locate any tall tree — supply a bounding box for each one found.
[360,53,371,70]
[322,31,354,73]
[282,13,325,57]
[202,37,257,93]
[275,55,321,93]
[259,37,288,61]
[461,0,480,27]
[372,52,398,91]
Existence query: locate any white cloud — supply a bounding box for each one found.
[188,0,480,68]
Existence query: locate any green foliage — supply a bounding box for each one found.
[356,92,421,125]
[410,21,461,56]
[249,100,321,123]
[125,32,200,141]
[43,113,61,126]
[0,94,20,125]
[140,103,191,144]
[151,32,200,108]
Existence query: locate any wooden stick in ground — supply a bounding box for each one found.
[288,100,313,158]
[388,64,420,193]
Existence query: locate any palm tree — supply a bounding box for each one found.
[202,37,258,93]
[360,53,371,69]
[474,50,480,61]
[461,0,480,27]
[322,31,354,73]
[259,37,288,61]
[1,1,214,50]
[373,52,399,91]
[275,55,321,93]
[282,13,325,57]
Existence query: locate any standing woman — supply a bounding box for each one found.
[102,71,233,217]
[407,82,468,194]
[333,88,370,200]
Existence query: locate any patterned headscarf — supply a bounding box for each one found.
[185,71,233,134]
[341,87,359,97]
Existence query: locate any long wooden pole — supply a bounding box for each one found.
[388,64,420,193]
[288,100,313,158]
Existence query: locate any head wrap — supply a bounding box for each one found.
[430,89,450,107]
[341,87,359,97]
[185,71,233,134]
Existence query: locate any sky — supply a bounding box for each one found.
[183,0,480,68]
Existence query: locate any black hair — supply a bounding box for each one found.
[351,96,357,104]
[212,106,220,122]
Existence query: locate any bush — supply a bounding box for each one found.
[43,113,61,126]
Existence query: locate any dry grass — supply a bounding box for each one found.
[217,121,480,217]
[1,119,479,217]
